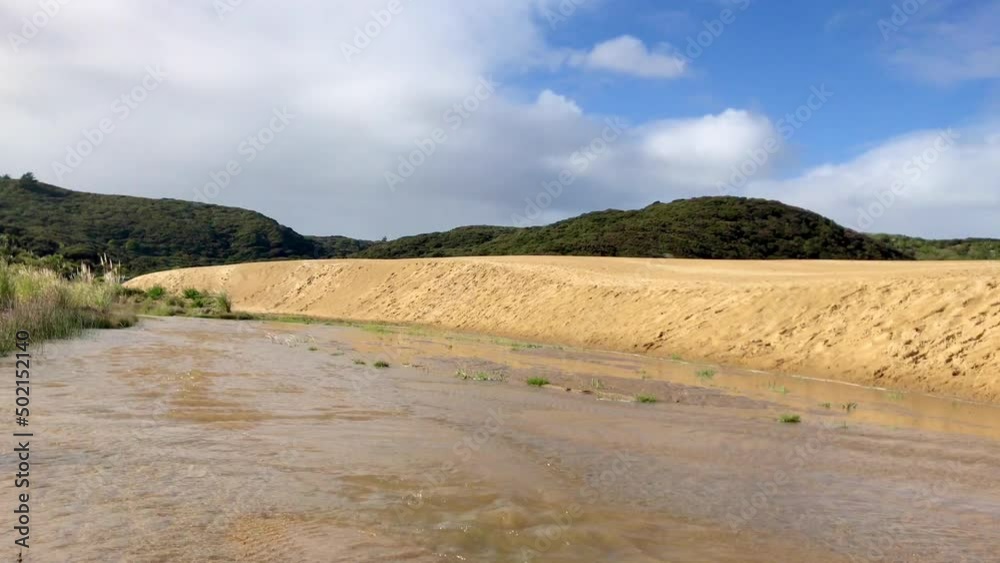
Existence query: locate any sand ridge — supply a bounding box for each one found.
[127,257,1000,403]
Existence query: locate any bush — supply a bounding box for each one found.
[146,285,166,300]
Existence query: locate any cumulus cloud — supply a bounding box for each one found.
[749,124,1000,237]
[0,0,995,239]
[567,35,687,79]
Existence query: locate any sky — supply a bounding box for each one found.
[1,0,998,239]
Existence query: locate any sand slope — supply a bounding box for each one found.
[128,257,1000,403]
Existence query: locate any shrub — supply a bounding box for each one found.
[526,377,549,387]
[146,285,166,300]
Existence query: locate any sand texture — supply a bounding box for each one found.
[127,257,1000,403]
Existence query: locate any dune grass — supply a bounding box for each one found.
[0,263,136,355]
[526,377,549,387]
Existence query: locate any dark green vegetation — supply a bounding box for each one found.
[0,175,338,275]
[635,394,658,404]
[526,377,550,387]
[358,198,908,260]
[3,174,996,276]
[124,285,251,319]
[778,414,802,424]
[870,234,1000,260]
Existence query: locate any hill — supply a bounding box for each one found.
[871,234,1000,260]
[1,174,977,274]
[358,198,909,260]
[0,175,343,274]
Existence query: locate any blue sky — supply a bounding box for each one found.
[1,0,997,238]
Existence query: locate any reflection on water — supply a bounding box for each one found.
[3,316,998,562]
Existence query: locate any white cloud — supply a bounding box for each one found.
[749,125,1000,237]
[0,0,995,240]
[534,89,583,117]
[567,35,687,79]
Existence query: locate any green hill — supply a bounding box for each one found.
[358,198,909,260]
[0,175,348,274]
[871,234,1000,260]
[9,174,993,274]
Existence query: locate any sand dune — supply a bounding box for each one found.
[127,257,1000,403]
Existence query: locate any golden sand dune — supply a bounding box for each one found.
[128,257,1000,403]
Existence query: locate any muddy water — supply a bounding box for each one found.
[5,317,999,562]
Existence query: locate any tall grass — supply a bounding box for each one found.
[0,263,134,355]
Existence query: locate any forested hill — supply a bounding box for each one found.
[8,174,987,275]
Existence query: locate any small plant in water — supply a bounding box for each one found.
[696,369,716,381]
[308,346,318,351]
[526,377,549,387]
[768,382,789,395]
[353,359,367,365]
[841,402,858,413]
[819,402,832,409]
[591,378,605,390]
[635,394,658,404]
[886,391,905,401]
[374,360,390,368]
[778,414,801,424]
[670,353,683,361]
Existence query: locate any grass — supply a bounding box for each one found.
[695,369,716,382]
[128,286,242,320]
[886,390,905,401]
[590,378,605,390]
[819,402,832,409]
[635,394,658,404]
[146,285,166,300]
[373,360,390,368]
[526,377,549,387]
[353,359,367,365]
[456,369,505,382]
[778,414,802,424]
[182,288,202,299]
[360,324,393,335]
[841,402,858,413]
[670,353,683,361]
[0,262,136,356]
[308,346,318,352]
[768,382,790,395]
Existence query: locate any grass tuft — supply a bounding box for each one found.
[373,360,390,368]
[696,369,716,381]
[635,394,658,404]
[526,377,549,387]
[778,414,801,424]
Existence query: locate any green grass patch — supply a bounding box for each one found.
[373,360,390,368]
[778,414,801,424]
[353,359,367,365]
[696,369,716,381]
[635,394,658,404]
[526,377,549,387]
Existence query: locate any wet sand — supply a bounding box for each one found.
[127,257,1000,403]
[5,317,999,561]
